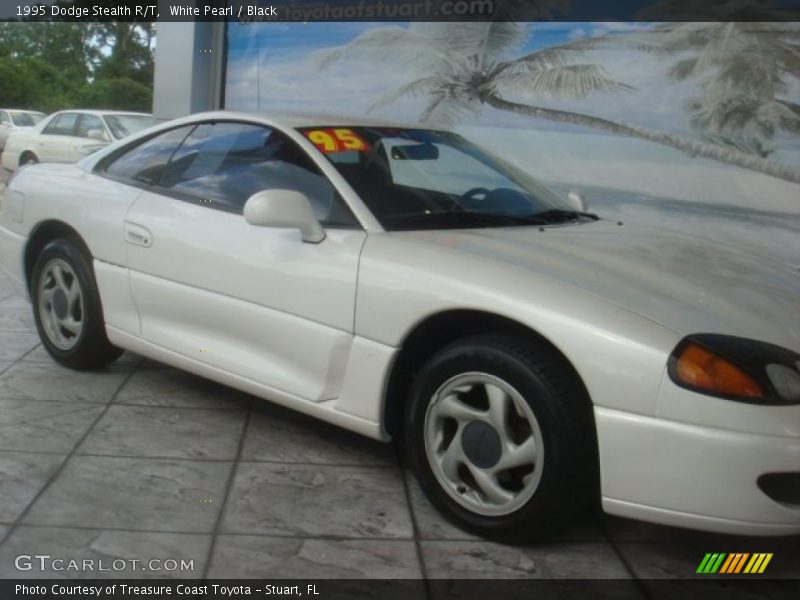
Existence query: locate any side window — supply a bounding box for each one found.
[159,122,357,226]
[103,126,195,186]
[43,113,78,136]
[76,114,106,140]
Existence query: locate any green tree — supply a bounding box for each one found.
[80,77,152,112]
[0,19,154,113]
[92,23,155,88]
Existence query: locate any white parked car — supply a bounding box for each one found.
[0,109,46,151]
[0,110,158,174]
[0,111,798,541]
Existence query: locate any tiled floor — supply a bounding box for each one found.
[0,272,797,586]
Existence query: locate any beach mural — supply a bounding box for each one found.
[224,20,800,267]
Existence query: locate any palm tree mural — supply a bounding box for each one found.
[318,21,800,183]
[624,1,800,158]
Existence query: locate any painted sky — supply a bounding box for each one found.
[223,21,702,133]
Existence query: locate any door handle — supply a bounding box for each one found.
[124,222,152,247]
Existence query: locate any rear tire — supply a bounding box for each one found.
[405,334,596,543]
[19,152,38,167]
[31,238,122,370]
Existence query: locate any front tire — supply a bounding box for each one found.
[405,335,596,543]
[31,238,122,370]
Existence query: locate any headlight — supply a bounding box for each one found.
[766,363,800,403]
[668,334,800,405]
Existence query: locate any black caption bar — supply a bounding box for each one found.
[2,0,800,22]
[3,579,800,600]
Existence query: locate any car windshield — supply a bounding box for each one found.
[297,126,579,231]
[104,114,159,140]
[10,111,45,127]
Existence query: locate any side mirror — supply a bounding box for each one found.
[243,189,326,244]
[566,189,587,213]
[87,128,109,141]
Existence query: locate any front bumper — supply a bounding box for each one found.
[596,405,800,536]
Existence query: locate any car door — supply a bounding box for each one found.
[123,121,366,402]
[73,113,111,158]
[38,112,80,162]
[94,124,200,335]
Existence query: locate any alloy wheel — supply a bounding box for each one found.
[37,258,84,351]
[424,372,544,517]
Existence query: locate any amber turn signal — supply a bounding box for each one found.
[674,343,764,398]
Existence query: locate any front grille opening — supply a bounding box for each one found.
[757,473,800,506]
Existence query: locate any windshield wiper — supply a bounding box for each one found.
[387,211,549,230]
[533,208,599,223]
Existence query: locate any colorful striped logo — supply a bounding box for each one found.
[696,553,773,574]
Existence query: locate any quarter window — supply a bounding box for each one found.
[103,126,195,186]
[43,113,78,136]
[159,122,357,226]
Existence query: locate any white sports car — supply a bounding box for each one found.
[0,111,798,542]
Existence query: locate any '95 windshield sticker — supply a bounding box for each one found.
[303,128,369,153]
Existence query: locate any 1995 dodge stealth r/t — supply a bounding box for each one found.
[0,111,798,542]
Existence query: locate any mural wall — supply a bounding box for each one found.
[224,21,800,267]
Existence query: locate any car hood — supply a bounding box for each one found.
[394,220,800,351]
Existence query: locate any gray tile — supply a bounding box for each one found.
[242,404,395,466]
[603,516,691,542]
[616,542,711,580]
[601,515,742,544]
[208,536,421,578]
[222,463,413,538]
[23,455,231,533]
[0,361,12,374]
[24,344,142,367]
[0,362,130,403]
[0,277,19,299]
[407,476,604,542]
[0,332,39,361]
[605,516,800,568]
[618,541,800,581]
[406,475,480,542]
[0,526,209,579]
[0,295,35,332]
[421,541,630,579]
[78,405,246,460]
[0,399,105,453]
[114,367,250,409]
[621,543,800,600]
[0,451,64,523]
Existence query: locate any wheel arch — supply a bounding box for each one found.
[18,150,38,167]
[24,220,93,294]
[383,309,596,441]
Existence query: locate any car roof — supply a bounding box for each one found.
[49,109,152,117]
[169,110,444,131]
